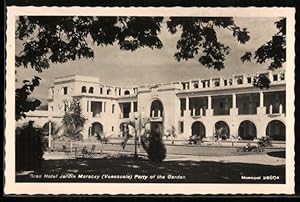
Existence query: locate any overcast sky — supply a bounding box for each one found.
[15,17,283,105]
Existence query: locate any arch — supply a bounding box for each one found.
[238,120,257,140]
[119,122,129,137]
[150,99,164,117]
[91,122,103,137]
[266,120,285,141]
[88,87,94,93]
[215,121,230,140]
[81,86,87,93]
[191,121,206,139]
[124,90,130,95]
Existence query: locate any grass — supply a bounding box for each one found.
[16,153,285,184]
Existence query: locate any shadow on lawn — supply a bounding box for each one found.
[267,151,285,158]
[16,155,285,183]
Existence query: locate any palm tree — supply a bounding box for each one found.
[121,116,151,153]
[61,99,86,151]
[165,125,177,144]
[41,121,64,151]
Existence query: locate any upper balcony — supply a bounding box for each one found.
[177,70,285,94]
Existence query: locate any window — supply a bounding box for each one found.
[214,81,220,87]
[51,106,53,111]
[107,89,111,95]
[179,121,184,133]
[112,126,114,132]
[237,78,243,85]
[133,102,138,112]
[100,87,103,94]
[63,87,68,95]
[247,77,252,83]
[224,80,228,86]
[89,87,94,93]
[273,75,278,81]
[124,90,130,95]
[81,86,87,93]
[112,104,115,114]
[193,83,198,89]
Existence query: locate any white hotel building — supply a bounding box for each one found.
[23,70,286,142]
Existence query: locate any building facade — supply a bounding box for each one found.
[20,70,286,142]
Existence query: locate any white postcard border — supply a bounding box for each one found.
[5,6,295,195]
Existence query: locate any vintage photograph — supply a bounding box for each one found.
[5,7,295,194]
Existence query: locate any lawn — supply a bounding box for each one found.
[16,152,285,184]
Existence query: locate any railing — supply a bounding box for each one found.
[179,70,285,91]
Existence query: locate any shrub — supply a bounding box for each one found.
[16,121,45,171]
[188,135,203,144]
[147,130,167,162]
[257,136,272,147]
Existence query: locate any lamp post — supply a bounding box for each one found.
[48,110,53,152]
[133,113,139,159]
[48,120,52,151]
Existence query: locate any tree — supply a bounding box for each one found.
[241,18,286,89]
[15,76,42,121]
[164,125,177,144]
[147,129,167,162]
[167,17,250,70]
[16,121,44,171]
[15,16,250,72]
[121,116,151,153]
[61,98,87,145]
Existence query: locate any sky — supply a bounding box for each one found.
[15,17,282,106]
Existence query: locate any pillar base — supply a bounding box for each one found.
[257,107,266,115]
[184,110,191,117]
[205,109,214,116]
[230,108,238,116]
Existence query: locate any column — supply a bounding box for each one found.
[130,101,134,112]
[186,97,189,110]
[257,91,266,115]
[208,95,212,109]
[230,94,238,116]
[206,96,213,116]
[279,104,283,114]
[259,91,264,107]
[232,94,236,108]
[184,97,190,116]
[270,105,273,114]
